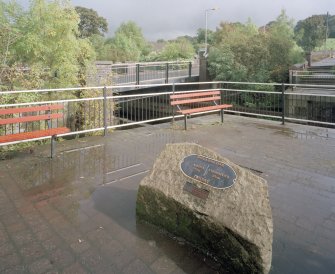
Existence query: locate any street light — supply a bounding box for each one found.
[205,7,219,57]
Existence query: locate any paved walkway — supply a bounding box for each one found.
[0,115,334,273]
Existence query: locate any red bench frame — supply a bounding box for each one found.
[0,104,69,157]
[170,91,232,130]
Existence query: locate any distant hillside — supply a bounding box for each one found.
[315,38,335,51]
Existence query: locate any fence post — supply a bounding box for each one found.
[103,86,108,136]
[172,83,175,124]
[188,61,192,80]
[136,64,140,85]
[281,83,285,125]
[51,135,56,158]
[165,63,169,84]
[220,82,228,102]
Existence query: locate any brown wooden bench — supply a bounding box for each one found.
[170,91,232,130]
[0,104,70,157]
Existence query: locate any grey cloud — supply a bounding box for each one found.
[16,0,335,40]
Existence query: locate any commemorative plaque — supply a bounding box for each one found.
[183,182,209,200]
[180,154,237,189]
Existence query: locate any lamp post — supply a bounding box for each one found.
[205,7,219,56]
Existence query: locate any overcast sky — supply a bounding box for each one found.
[16,0,335,41]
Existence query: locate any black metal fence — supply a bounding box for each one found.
[222,82,335,126]
[87,61,198,86]
[1,81,334,147]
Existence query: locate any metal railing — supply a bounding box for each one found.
[1,81,334,147]
[88,61,199,86]
[222,82,335,126]
[290,70,335,86]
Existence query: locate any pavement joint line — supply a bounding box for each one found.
[106,163,142,175]
[118,170,150,181]
[1,115,334,273]
[104,180,117,185]
[62,144,104,153]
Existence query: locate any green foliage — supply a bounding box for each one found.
[144,37,195,62]
[210,21,269,82]
[0,0,95,90]
[0,0,21,86]
[89,34,111,60]
[208,11,304,83]
[75,6,108,38]
[109,33,142,62]
[294,13,335,50]
[195,28,214,51]
[315,38,335,50]
[156,38,195,61]
[207,46,247,81]
[267,10,304,82]
[196,28,214,45]
[106,21,150,62]
[15,0,95,88]
[295,15,327,52]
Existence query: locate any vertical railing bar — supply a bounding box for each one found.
[103,86,108,136]
[136,64,140,85]
[88,94,91,128]
[165,63,169,84]
[141,97,143,121]
[172,83,175,124]
[281,83,285,125]
[146,94,149,120]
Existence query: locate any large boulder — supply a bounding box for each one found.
[136,143,273,273]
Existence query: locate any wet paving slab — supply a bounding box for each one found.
[0,115,335,273]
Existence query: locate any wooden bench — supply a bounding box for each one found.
[170,91,232,130]
[0,104,70,157]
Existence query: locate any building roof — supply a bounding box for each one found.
[311,57,335,68]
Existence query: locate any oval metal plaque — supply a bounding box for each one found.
[180,154,237,189]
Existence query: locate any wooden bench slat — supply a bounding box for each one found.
[171,96,221,105]
[0,104,64,115]
[170,90,232,130]
[0,113,63,125]
[170,91,220,99]
[0,127,70,143]
[178,104,233,115]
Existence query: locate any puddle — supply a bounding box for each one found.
[2,127,334,273]
[254,123,288,131]
[269,126,333,142]
[253,122,333,142]
[3,131,219,272]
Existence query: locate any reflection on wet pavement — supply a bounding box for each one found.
[0,115,335,273]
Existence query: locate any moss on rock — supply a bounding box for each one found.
[137,185,263,273]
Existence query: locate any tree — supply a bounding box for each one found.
[157,38,195,61]
[267,10,304,82]
[196,28,214,49]
[208,11,304,83]
[109,33,142,62]
[116,21,150,56]
[89,34,111,60]
[2,0,95,90]
[0,0,22,85]
[295,15,327,52]
[207,45,247,82]
[106,21,150,62]
[211,21,269,82]
[75,6,108,38]
[214,21,258,46]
